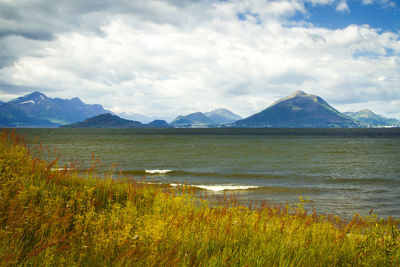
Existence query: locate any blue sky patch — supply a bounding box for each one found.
[293,1,400,33]
[237,11,262,24]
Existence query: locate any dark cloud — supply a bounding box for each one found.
[0,0,212,40]
[226,83,252,96]
[0,35,47,68]
[0,2,68,40]
[269,71,317,86]
[0,81,36,96]
[0,2,21,20]
[0,0,213,69]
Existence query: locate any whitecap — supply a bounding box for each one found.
[51,167,71,171]
[145,169,172,174]
[169,183,259,192]
[194,185,260,192]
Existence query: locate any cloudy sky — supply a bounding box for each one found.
[0,0,399,120]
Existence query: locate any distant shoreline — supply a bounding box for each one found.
[12,127,400,137]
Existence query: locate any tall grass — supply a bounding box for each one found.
[0,129,399,266]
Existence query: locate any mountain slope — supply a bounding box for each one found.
[61,113,145,128]
[233,90,358,128]
[61,114,171,128]
[170,112,215,128]
[0,91,111,127]
[204,108,242,124]
[117,112,156,124]
[345,109,400,127]
[147,120,171,128]
[0,104,59,127]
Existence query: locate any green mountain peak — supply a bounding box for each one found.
[234,91,358,128]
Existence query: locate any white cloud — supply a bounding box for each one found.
[306,0,335,5]
[336,1,350,12]
[0,0,399,120]
[361,0,396,8]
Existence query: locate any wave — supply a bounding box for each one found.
[121,169,172,175]
[145,169,172,174]
[121,169,282,179]
[136,181,326,194]
[51,167,71,171]
[195,185,260,192]
[170,183,260,192]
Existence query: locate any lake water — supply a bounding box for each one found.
[15,128,400,219]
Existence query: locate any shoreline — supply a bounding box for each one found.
[12,127,400,137]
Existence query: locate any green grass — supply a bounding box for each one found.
[0,129,399,266]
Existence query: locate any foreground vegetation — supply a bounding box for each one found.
[0,129,399,266]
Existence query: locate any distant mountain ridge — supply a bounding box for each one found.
[170,112,215,128]
[0,91,110,127]
[233,90,359,128]
[204,108,243,124]
[2,91,399,129]
[62,113,170,128]
[344,109,400,127]
[170,108,243,128]
[117,112,156,124]
[147,119,170,128]
[0,104,59,127]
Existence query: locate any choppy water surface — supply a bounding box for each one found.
[17,128,400,219]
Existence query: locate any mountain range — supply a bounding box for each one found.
[61,113,170,128]
[116,112,157,124]
[344,109,400,127]
[0,92,110,127]
[233,90,359,128]
[1,90,399,128]
[170,108,242,128]
[204,108,243,124]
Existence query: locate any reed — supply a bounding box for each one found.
[0,129,399,266]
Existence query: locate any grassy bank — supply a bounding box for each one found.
[0,129,399,266]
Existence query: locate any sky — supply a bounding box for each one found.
[0,0,399,121]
